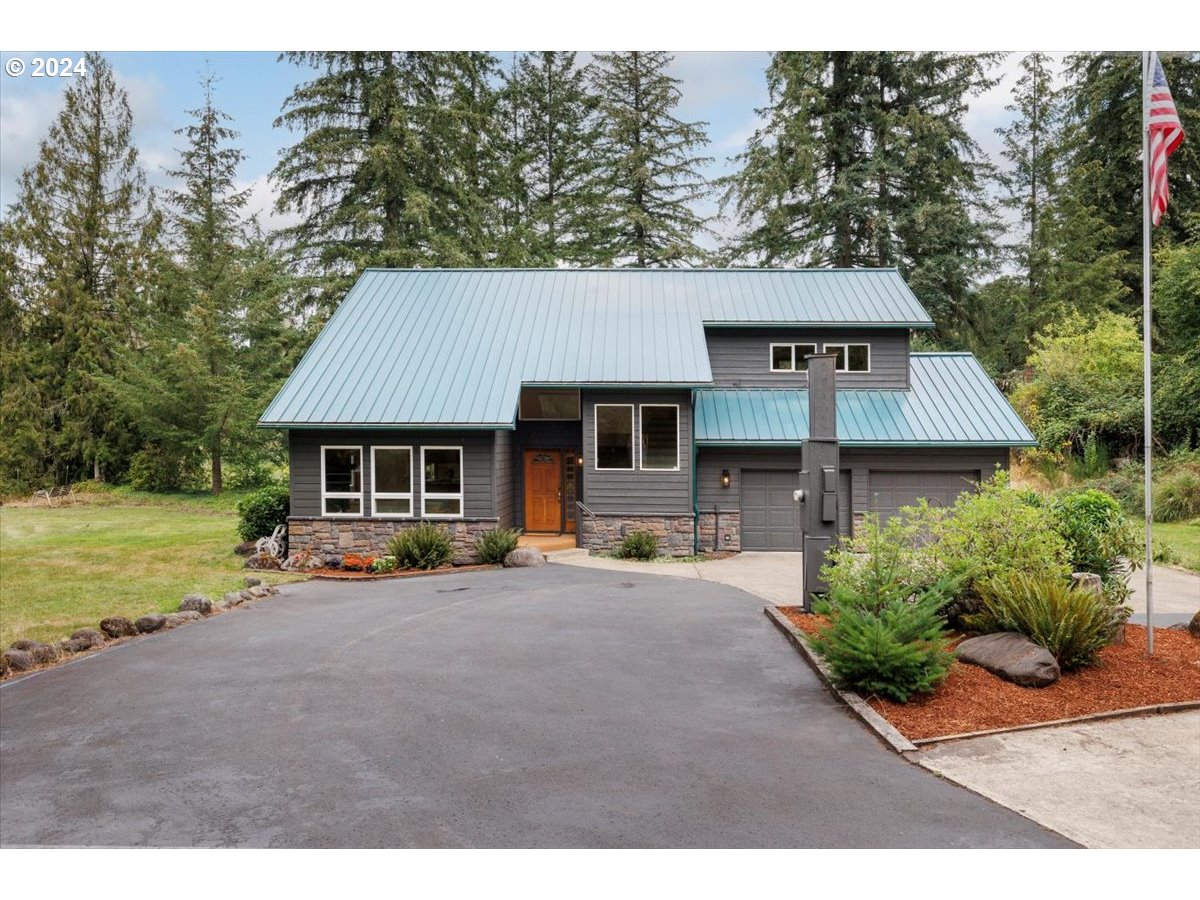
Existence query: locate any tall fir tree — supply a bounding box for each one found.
[590,51,713,266]
[273,52,505,305]
[499,52,606,266]
[3,52,155,484]
[722,52,1001,337]
[1059,52,1200,296]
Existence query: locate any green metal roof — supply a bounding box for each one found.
[694,354,1037,447]
[260,268,934,427]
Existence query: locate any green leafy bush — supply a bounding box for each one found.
[388,523,455,570]
[617,530,660,560]
[475,527,521,564]
[128,445,201,492]
[236,483,290,542]
[810,583,957,703]
[964,573,1124,671]
[1154,469,1200,522]
[1050,488,1140,603]
[369,556,398,574]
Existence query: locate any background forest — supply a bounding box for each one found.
[2,50,1197,497]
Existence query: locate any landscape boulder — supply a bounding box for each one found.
[956,632,1061,688]
[135,614,167,634]
[68,628,105,650]
[323,555,342,569]
[248,585,272,598]
[100,616,137,638]
[223,591,245,607]
[175,610,203,622]
[244,575,263,588]
[11,639,58,664]
[179,594,213,616]
[245,553,281,571]
[282,551,323,572]
[1190,610,1200,639]
[1070,572,1104,596]
[1,649,34,673]
[503,547,546,568]
[162,614,185,629]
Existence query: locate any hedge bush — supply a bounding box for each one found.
[388,523,455,570]
[236,483,290,542]
[1154,468,1200,522]
[618,530,659,560]
[965,573,1124,671]
[475,527,521,564]
[1049,488,1140,604]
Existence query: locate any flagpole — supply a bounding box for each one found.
[1142,50,1155,656]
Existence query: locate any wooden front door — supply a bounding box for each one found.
[524,450,562,532]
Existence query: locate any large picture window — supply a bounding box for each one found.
[640,405,679,471]
[422,447,463,517]
[595,404,634,470]
[321,446,363,516]
[519,388,581,420]
[372,446,413,517]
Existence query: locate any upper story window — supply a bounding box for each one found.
[322,446,363,516]
[769,343,818,372]
[640,405,679,471]
[824,343,871,373]
[595,404,634,470]
[520,388,581,420]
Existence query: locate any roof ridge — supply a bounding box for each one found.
[911,351,974,357]
[360,266,903,274]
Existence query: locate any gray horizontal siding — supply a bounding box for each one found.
[582,390,692,515]
[288,429,496,519]
[705,327,910,389]
[493,429,515,527]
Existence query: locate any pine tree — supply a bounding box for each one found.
[4,52,153,484]
[273,52,505,303]
[996,53,1060,307]
[590,51,713,266]
[1059,52,1200,294]
[722,52,1001,336]
[500,52,606,266]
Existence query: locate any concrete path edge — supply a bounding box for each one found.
[763,605,917,753]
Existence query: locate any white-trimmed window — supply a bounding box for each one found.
[371,446,413,517]
[640,404,679,471]
[824,343,870,373]
[421,446,463,518]
[769,342,819,372]
[595,404,634,470]
[321,446,363,516]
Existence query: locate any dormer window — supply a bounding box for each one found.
[769,343,818,372]
[824,343,871,373]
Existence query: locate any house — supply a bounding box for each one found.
[260,268,1035,561]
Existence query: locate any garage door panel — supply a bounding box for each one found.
[741,469,803,551]
[868,470,978,523]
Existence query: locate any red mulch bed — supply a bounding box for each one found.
[778,607,1200,741]
[309,564,498,580]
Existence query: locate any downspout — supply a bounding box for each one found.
[691,391,700,555]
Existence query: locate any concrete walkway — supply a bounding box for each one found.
[915,711,1200,849]
[549,550,806,606]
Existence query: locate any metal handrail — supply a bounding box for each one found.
[577,501,597,519]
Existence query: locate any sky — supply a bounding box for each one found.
[0,51,1030,246]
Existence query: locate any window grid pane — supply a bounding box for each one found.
[771,345,793,371]
[596,405,633,469]
[848,344,870,371]
[374,448,411,494]
[323,448,361,493]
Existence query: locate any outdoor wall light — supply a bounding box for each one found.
[577,454,584,467]
[721,469,731,489]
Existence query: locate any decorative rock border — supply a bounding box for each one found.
[0,576,282,681]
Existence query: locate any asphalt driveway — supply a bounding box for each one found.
[0,566,1072,848]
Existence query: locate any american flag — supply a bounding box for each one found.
[1147,52,1185,226]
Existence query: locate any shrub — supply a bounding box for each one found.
[1154,469,1200,522]
[964,573,1124,671]
[810,583,957,703]
[1153,542,1182,566]
[475,527,521,564]
[388,523,455,570]
[342,552,376,571]
[618,530,659,560]
[369,556,398,574]
[1050,488,1141,602]
[236,483,290,542]
[128,445,201,492]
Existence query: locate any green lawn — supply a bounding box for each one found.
[0,493,304,647]
[1145,520,1200,573]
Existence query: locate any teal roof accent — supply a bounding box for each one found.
[694,354,1037,447]
[261,267,935,427]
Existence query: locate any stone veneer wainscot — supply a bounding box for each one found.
[287,517,499,565]
[578,513,698,557]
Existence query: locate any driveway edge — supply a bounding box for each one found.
[763,605,917,753]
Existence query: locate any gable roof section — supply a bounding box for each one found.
[694,354,1036,447]
[260,268,935,427]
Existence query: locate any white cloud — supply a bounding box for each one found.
[238,172,302,233]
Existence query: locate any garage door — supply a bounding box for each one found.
[868,470,979,523]
[741,470,803,551]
